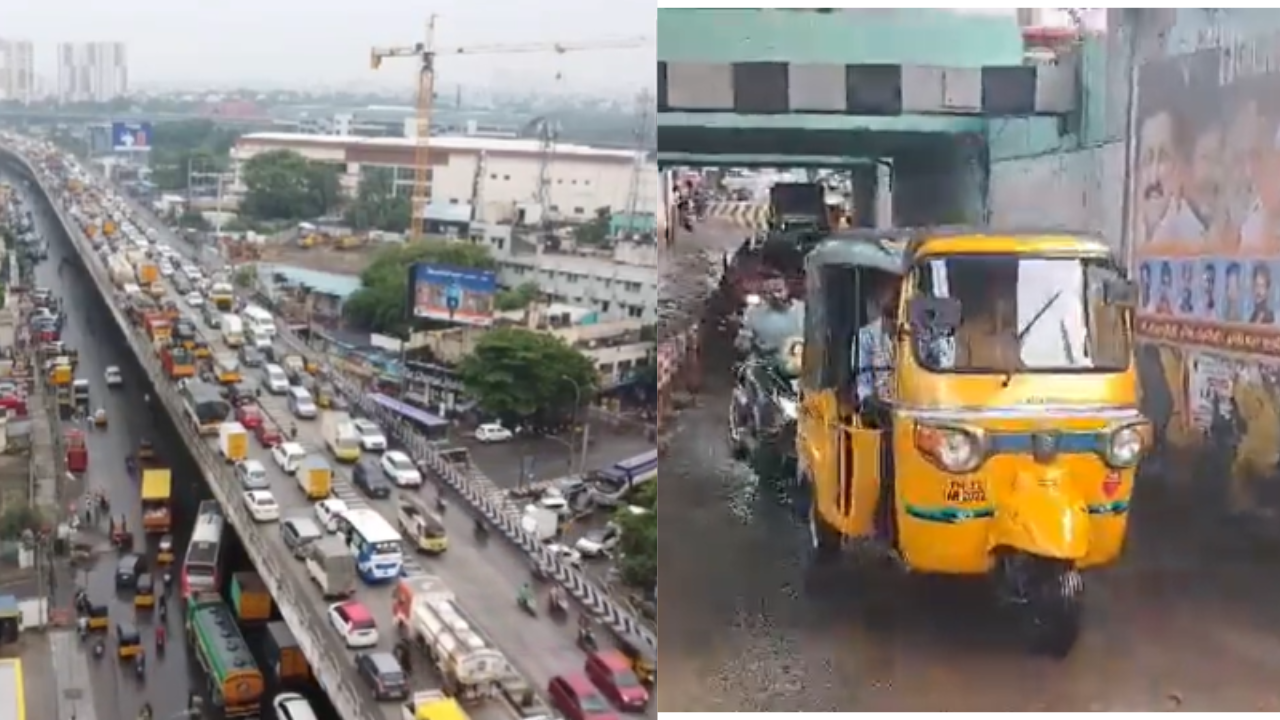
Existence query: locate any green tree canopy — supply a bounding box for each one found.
[149,120,242,192]
[345,166,412,233]
[458,328,598,427]
[615,483,657,591]
[239,150,341,222]
[342,240,495,336]
[494,281,541,312]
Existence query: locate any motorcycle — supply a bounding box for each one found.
[473,517,488,539]
[518,594,537,617]
[134,655,146,680]
[576,626,598,653]
[728,347,801,485]
[548,589,567,616]
[92,640,105,659]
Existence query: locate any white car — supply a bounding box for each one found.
[327,600,379,648]
[475,423,513,443]
[380,451,422,487]
[315,498,349,533]
[158,262,174,277]
[235,459,270,490]
[243,490,279,522]
[104,366,123,388]
[574,523,622,558]
[271,442,307,474]
[546,543,583,568]
[183,266,203,282]
[272,693,317,720]
[184,291,204,308]
[352,419,387,452]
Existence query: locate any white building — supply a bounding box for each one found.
[57,42,128,103]
[230,132,657,224]
[0,40,35,104]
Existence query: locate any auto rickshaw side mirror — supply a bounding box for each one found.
[1102,278,1139,308]
[906,296,962,335]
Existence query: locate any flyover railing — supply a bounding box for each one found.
[1,147,380,720]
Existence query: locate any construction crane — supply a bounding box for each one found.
[371,18,650,241]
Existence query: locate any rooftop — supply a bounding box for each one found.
[238,131,640,162]
[260,263,363,299]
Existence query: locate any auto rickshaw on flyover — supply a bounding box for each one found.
[795,227,1150,657]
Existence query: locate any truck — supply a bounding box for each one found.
[304,537,356,599]
[218,421,248,462]
[520,506,559,542]
[230,571,273,622]
[140,468,172,533]
[136,260,159,285]
[213,352,241,384]
[161,345,195,378]
[296,455,333,499]
[397,496,448,554]
[221,315,245,347]
[108,255,135,287]
[768,182,828,233]
[390,574,517,701]
[321,411,361,463]
[187,594,265,718]
[263,621,310,685]
[401,690,470,720]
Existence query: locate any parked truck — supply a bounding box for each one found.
[304,537,356,599]
[321,411,361,463]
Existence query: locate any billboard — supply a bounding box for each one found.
[1128,43,1280,516]
[111,121,152,152]
[409,263,496,326]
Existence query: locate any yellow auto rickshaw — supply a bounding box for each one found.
[612,630,656,686]
[156,534,175,565]
[193,341,211,359]
[795,228,1149,658]
[93,407,107,427]
[134,573,155,609]
[86,603,109,631]
[116,622,143,659]
[137,439,155,461]
[316,382,335,409]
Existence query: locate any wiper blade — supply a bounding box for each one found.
[1016,289,1064,344]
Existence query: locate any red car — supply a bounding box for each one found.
[585,651,649,711]
[253,421,281,448]
[235,404,264,430]
[547,674,618,720]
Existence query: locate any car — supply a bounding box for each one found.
[239,344,265,367]
[114,553,143,589]
[158,261,174,277]
[104,366,123,388]
[585,651,649,711]
[315,498,349,533]
[253,421,282,448]
[271,442,307,474]
[574,523,621,558]
[184,291,204,308]
[547,674,619,720]
[546,543,583,568]
[235,404,264,430]
[352,458,392,499]
[475,423,513,443]
[201,305,221,329]
[263,364,290,394]
[173,275,191,295]
[287,386,317,419]
[271,693,318,720]
[234,459,270,490]
[352,419,386,452]
[243,490,279,522]
[354,652,409,701]
[280,516,324,559]
[380,451,422,487]
[328,600,379,648]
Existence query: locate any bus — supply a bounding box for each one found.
[341,508,404,583]
[588,450,659,507]
[241,305,276,339]
[182,501,225,599]
[182,380,231,436]
[187,594,265,717]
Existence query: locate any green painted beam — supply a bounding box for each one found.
[657,152,876,168]
[659,112,986,135]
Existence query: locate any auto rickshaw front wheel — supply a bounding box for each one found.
[807,494,842,565]
[1001,554,1083,659]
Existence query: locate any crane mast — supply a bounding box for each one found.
[370,20,650,241]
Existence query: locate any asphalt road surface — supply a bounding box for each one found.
[462,429,654,491]
[26,181,197,720]
[658,221,1280,712]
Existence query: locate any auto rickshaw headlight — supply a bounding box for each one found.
[914,424,983,474]
[1105,425,1145,468]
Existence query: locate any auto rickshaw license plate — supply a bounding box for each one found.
[944,479,986,504]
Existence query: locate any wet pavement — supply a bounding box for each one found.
[461,428,655,491]
[22,179,197,720]
[658,222,1280,712]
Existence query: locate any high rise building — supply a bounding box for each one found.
[0,40,35,104]
[57,42,128,103]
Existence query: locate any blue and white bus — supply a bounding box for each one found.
[588,449,658,507]
[341,508,404,583]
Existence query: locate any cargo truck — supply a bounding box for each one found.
[321,411,361,463]
[304,537,356,599]
[218,421,248,462]
[140,469,172,534]
[230,571,272,622]
[264,621,310,685]
[401,691,471,720]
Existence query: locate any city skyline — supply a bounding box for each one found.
[4,0,655,99]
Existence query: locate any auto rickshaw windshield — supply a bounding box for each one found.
[911,254,1130,374]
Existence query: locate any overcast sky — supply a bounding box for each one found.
[6,0,655,97]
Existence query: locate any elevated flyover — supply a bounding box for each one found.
[3,142,653,720]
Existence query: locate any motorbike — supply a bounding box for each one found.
[548,589,567,615]
[92,640,105,659]
[517,594,537,617]
[473,517,488,539]
[134,655,146,680]
[728,343,801,485]
[576,626,598,653]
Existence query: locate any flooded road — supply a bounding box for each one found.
[658,222,1280,712]
[23,179,198,720]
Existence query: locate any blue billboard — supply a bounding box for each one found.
[409,263,497,326]
[111,121,153,152]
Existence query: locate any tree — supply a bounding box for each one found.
[345,166,412,233]
[614,483,656,590]
[458,328,598,427]
[148,120,241,192]
[239,150,340,222]
[0,505,44,540]
[343,240,495,336]
[494,281,541,312]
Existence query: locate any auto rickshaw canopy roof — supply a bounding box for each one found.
[135,573,154,591]
[88,603,108,617]
[116,622,140,642]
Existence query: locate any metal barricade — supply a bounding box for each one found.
[7,149,378,720]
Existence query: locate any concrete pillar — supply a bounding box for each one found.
[875,160,895,230]
[850,165,877,229]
